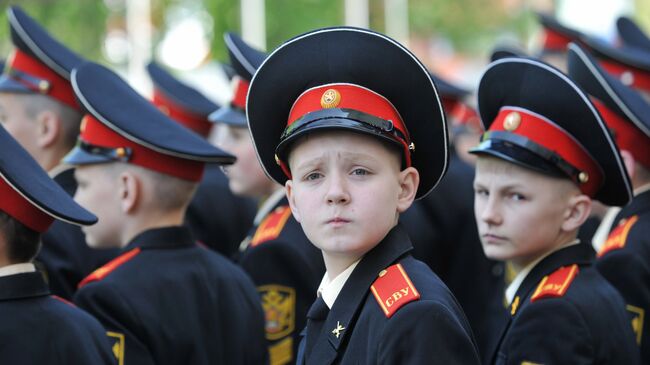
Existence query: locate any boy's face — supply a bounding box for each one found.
[0,93,38,157]
[74,164,123,249]
[473,156,583,268]
[213,123,273,197]
[286,131,417,260]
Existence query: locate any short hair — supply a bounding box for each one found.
[20,93,83,150]
[0,211,41,263]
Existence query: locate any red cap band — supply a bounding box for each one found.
[489,107,603,197]
[231,77,249,110]
[542,28,573,52]
[450,102,482,132]
[591,98,650,168]
[151,90,212,137]
[79,115,205,181]
[0,175,53,233]
[600,60,650,93]
[5,49,79,110]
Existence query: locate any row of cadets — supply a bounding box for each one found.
[569,19,650,363]
[0,113,113,364]
[400,70,506,362]
[0,5,118,300]
[247,26,482,364]
[208,31,325,365]
[146,61,257,258]
[471,51,639,363]
[65,61,268,365]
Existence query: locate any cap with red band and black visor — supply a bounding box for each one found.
[0,6,84,110]
[63,62,235,182]
[246,27,449,200]
[469,56,632,207]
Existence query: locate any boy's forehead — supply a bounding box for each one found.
[476,156,576,191]
[288,131,400,163]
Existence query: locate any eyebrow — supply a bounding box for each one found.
[293,151,379,171]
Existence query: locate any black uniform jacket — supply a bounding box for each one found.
[492,243,640,365]
[0,271,115,364]
[37,166,117,299]
[596,188,650,363]
[74,226,268,365]
[297,225,481,365]
[238,196,325,365]
[185,164,257,257]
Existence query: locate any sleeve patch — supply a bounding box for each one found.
[597,215,639,258]
[251,206,292,247]
[107,331,125,365]
[78,248,141,289]
[627,304,645,345]
[531,264,579,302]
[259,284,296,340]
[370,263,420,318]
[269,337,293,365]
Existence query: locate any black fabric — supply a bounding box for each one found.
[0,272,114,364]
[491,244,640,364]
[296,225,480,364]
[304,296,329,360]
[74,226,268,365]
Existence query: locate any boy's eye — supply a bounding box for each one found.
[509,193,526,201]
[474,188,488,196]
[351,168,369,176]
[304,172,323,181]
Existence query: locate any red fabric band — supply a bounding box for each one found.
[600,60,650,93]
[0,175,53,233]
[231,77,249,110]
[151,90,212,137]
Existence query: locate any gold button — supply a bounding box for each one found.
[116,147,126,158]
[378,270,387,277]
[503,111,521,131]
[80,117,88,133]
[320,89,341,109]
[408,142,415,152]
[274,154,281,166]
[38,80,50,93]
[578,171,589,183]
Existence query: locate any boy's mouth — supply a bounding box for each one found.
[326,217,351,225]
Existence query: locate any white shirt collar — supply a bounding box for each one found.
[318,260,361,309]
[505,239,580,304]
[253,188,286,225]
[0,263,36,278]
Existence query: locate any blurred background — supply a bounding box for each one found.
[0,0,647,101]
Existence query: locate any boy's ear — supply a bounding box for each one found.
[35,110,61,149]
[561,193,592,232]
[119,170,141,214]
[285,180,301,223]
[397,166,419,213]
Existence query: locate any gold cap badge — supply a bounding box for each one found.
[38,80,50,93]
[578,172,589,183]
[503,111,521,131]
[320,89,341,109]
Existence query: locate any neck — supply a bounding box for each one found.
[323,251,363,280]
[121,209,185,248]
[509,234,578,273]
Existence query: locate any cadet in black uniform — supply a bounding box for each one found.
[209,32,325,365]
[247,27,481,364]
[146,62,256,257]
[0,6,116,299]
[65,62,267,365]
[568,42,650,362]
[0,123,113,364]
[470,56,639,364]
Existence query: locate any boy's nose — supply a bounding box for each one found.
[326,175,350,205]
[480,197,502,226]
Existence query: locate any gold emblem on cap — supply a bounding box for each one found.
[578,172,589,183]
[274,154,281,166]
[116,147,127,158]
[320,89,341,109]
[503,111,521,131]
[38,80,50,93]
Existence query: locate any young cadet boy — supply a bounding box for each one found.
[247,27,481,364]
[470,56,640,364]
[568,43,650,362]
[65,62,268,365]
[0,5,116,299]
[0,125,113,364]
[146,62,256,257]
[209,32,325,365]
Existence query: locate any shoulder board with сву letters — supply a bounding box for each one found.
[77,248,141,289]
[597,215,639,258]
[531,264,579,302]
[250,206,292,247]
[370,263,420,318]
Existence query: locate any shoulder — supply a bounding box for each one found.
[598,215,648,258]
[250,205,296,247]
[77,248,142,289]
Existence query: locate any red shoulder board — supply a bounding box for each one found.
[250,206,292,247]
[370,263,421,318]
[597,215,639,258]
[531,264,579,302]
[77,248,141,289]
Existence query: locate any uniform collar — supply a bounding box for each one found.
[0,263,36,278]
[125,226,195,250]
[614,187,650,226]
[253,188,286,225]
[307,224,412,364]
[318,260,361,309]
[0,271,50,301]
[505,239,580,304]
